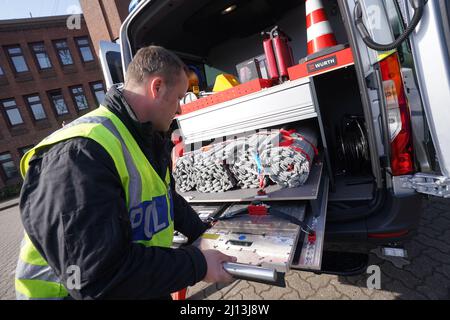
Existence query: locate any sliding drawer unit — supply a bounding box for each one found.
[191,172,330,285]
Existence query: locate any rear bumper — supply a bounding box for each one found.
[325,191,423,248]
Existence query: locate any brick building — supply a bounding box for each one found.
[0,15,106,190]
[79,0,130,55]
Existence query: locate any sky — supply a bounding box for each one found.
[0,0,82,20]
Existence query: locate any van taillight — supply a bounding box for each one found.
[379,53,414,175]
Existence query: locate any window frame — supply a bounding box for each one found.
[5,45,29,74]
[0,152,19,180]
[53,39,74,67]
[1,98,24,127]
[30,41,53,70]
[24,93,47,121]
[48,89,70,116]
[75,36,95,63]
[69,85,90,111]
[90,81,106,105]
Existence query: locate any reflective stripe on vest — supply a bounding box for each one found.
[16,106,174,299]
[15,234,69,300]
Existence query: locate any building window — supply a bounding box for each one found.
[0,152,19,180]
[25,94,47,120]
[91,81,106,105]
[48,90,69,116]
[54,40,73,66]
[70,85,89,111]
[18,146,34,157]
[0,65,4,76]
[75,37,94,62]
[31,42,52,70]
[6,46,29,73]
[1,99,24,126]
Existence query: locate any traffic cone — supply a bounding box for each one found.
[305,0,337,56]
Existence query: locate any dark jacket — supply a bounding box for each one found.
[19,86,208,299]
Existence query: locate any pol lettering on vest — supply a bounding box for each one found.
[129,197,170,241]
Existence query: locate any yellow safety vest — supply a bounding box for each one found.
[15,106,174,299]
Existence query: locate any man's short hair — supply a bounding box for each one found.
[125,45,189,87]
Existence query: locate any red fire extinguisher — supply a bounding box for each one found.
[262,26,294,83]
[262,31,279,81]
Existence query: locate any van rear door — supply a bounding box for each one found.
[346,0,450,198]
[400,0,450,197]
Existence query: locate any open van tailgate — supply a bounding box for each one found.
[406,0,450,179]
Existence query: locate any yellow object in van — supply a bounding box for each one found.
[213,74,240,92]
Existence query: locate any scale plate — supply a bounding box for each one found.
[193,203,306,272]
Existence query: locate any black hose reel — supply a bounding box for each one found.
[337,116,370,174]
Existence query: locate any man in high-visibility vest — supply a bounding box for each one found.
[15,46,236,300]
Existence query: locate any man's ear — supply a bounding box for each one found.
[148,77,163,99]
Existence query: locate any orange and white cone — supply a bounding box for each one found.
[305,0,337,56]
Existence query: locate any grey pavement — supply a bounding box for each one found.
[186,198,450,300]
[0,198,19,211]
[1,197,449,300]
[0,201,23,300]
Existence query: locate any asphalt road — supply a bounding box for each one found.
[1,197,449,300]
[0,202,23,300]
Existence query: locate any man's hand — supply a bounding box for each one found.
[202,250,237,283]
